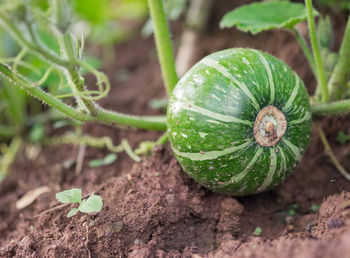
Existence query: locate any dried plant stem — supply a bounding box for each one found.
[316,123,350,181]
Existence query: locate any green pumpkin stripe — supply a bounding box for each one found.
[278,146,287,175]
[201,58,260,111]
[257,148,278,192]
[282,138,302,160]
[216,146,263,188]
[171,139,252,161]
[283,73,300,112]
[174,100,253,126]
[251,50,275,104]
[289,111,311,125]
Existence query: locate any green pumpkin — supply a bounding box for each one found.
[167,48,311,196]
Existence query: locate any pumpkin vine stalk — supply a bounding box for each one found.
[311,98,350,116]
[305,0,329,103]
[147,0,178,96]
[291,28,317,77]
[0,64,167,131]
[328,15,350,101]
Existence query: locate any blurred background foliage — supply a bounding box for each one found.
[0,0,188,180]
[1,0,346,180]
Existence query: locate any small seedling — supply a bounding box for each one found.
[310,204,320,212]
[89,153,117,168]
[337,131,350,144]
[288,204,299,216]
[56,188,103,217]
[253,227,262,236]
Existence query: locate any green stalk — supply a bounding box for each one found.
[156,131,169,145]
[0,136,22,181]
[328,15,350,100]
[61,33,98,115]
[291,28,317,76]
[312,99,350,116]
[0,64,167,131]
[305,0,329,103]
[0,125,17,139]
[0,12,68,67]
[148,0,178,96]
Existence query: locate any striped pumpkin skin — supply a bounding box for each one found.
[167,48,311,196]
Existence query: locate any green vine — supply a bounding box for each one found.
[291,28,317,76]
[147,0,178,96]
[0,64,167,131]
[0,4,169,131]
[305,0,329,103]
[328,15,350,100]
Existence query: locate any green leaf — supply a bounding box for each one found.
[253,227,262,236]
[89,153,117,167]
[317,15,333,50]
[164,0,187,20]
[220,2,319,34]
[78,193,103,214]
[67,208,79,217]
[337,131,350,144]
[80,57,102,76]
[56,188,82,204]
[29,123,45,143]
[310,204,320,212]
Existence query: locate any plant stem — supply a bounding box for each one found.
[0,64,167,131]
[316,123,350,181]
[121,139,141,162]
[0,136,22,181]
[156,131,169,145]
[291,28,317,76]
[0,12,68,67]
[328,15,350,100]
[61,33,98,115]
[312,99,350,116]
[148,0,178,96]
[305,0,329,103]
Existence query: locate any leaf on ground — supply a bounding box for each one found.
[56,188,82,204]
[16,186,51,209]
[89,153,117,167]
[78,193,103,214]
[253,226,262,236]
[337,131,350,144]
[67,208,79,217]
[220,2,319,34]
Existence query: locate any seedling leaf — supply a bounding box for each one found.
[103,153,118,164]
[220,2,319,34]
[337,131,350,144]
[253,227,262,236]
[310,204,320,212]
[56,188,82,204]
[67,208,79,217]
[89,153,117,167]
[29,123,45,143]
[78,193,103,213]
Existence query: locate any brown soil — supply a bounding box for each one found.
[1,1,350,257]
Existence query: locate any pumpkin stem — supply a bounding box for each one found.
[254,106,287,147]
